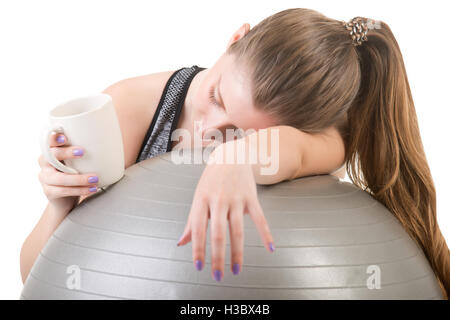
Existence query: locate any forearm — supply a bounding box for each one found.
[209,125,303,185]
[20,202,72,283]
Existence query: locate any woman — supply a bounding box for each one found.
[22,8,448,297]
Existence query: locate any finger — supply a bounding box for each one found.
[247,196,275,253]
[38,166,99,187]
[38,154,54,169]
[38,146,85,169]
[42,184,99,199]
[210,200,228,281]
[189,200,209,272]
[177,195,207,247]
[51,145,85,161]
[177,210,195,247]
[49,132,66,147]
[176,218,191,247]
[228,201,244,275]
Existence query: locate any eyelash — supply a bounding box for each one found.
[208,86,221,107]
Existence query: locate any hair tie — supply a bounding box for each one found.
[342,17,378,46]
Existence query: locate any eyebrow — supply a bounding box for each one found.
[217,74,226,111]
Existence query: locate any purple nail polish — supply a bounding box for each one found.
[56,135,65,143]
[195,260,203,271]
[232,263,240,275]
[89,187,97,193]
[214,270,222,281]
[269,242,275,252]
[88,176,98,183]
[73,148,84,156]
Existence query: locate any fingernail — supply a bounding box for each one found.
[214,270,222,281]
[269,242,275,252]
[73,148,84,156]
[195,260,203,271]
[232,263,240,275]
[89,187,97,193]
[56,135,65,143]
[88,176,99,183]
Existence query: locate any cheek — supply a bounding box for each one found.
[192,91,209,114]
[193,89,222,119]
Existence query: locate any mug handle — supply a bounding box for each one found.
[39,124,79,174]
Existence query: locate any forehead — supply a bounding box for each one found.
[220,55,249,102]
[220,55,276,129]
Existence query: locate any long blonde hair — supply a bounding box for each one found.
[227,8,449,297]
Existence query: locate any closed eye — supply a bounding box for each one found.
[208,86,221,108]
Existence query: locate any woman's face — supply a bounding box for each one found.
[189,25,277,140]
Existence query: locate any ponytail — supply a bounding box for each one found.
[226,8,449,297]
[343,21,450,298]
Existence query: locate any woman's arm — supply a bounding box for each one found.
[20,202,71,283]
[177,124,345,280]
[210,125,346,185]
[20,80,132,282]
[20,72,169,282]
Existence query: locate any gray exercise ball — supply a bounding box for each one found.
[21,149,444,299]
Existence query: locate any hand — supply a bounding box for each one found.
[38,132,100,212]
[176,151,275,282]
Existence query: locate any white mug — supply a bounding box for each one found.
[39,93,125,189]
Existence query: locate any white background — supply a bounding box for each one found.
[0,0,448,299]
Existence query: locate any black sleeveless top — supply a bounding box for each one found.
[135,65,206,163]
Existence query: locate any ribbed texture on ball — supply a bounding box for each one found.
[21,151,444,299]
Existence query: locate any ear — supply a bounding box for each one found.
[226,23,250,49]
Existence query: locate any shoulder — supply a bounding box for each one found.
[102,70,177,169]
[104,70,176,117]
